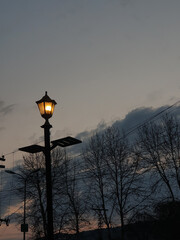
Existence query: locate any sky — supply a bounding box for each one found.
[1,0,180,239]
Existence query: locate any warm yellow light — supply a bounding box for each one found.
[36,92,57,120]
[44,102,53,116]
[45,105,52,112]
[45,106,51,111]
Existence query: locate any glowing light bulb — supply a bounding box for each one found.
[45,105,51,111]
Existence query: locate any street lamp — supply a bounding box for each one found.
[36,91,57,121]
[18,92,82,240]
[5,169,40,240]
[36,91,56,240]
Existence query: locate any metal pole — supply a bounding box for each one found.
[42,119,54,240]
[23,180,27,240]
[5,169,40,239]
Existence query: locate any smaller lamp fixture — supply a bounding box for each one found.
[36,91,57,120]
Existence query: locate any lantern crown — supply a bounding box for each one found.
[36,91,57,120]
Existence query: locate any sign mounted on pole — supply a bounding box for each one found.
[21,224,28,232]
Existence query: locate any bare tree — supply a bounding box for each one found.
[12,153,47,239]
[103,126,144,240]
[161,114,180,190]
[13,148,68,239]
[137,113,180,202]
[83,132,114,240]
[61,156,90,238]
[83,126,148,240]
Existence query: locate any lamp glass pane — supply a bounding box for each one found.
[38,102,45,116]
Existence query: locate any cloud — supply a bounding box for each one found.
[73,104,180,149]
[64,104,180,158]
[0,100,15,117]
[0,100,16,131]
[75,121,107,141]
[79,105,178,156]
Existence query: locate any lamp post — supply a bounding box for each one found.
[36,91,57,240]
[18,92,82,239]
[5,169,40,240]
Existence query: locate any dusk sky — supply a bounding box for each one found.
[1,0,180,239]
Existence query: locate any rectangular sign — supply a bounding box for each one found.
[21,224,28,232]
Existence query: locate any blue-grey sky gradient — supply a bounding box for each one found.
[1,1,180,238]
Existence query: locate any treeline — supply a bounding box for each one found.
[12,113,180,240]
